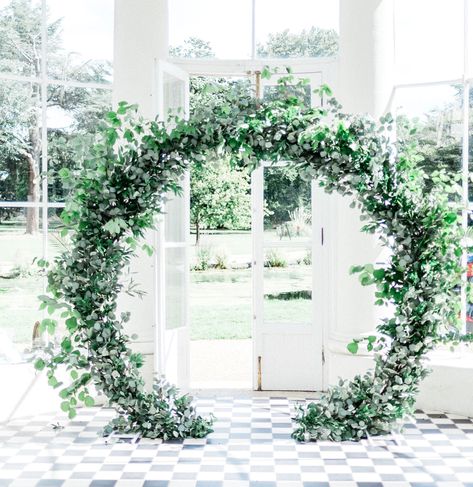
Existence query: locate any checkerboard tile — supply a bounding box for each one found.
[1,396,473,486]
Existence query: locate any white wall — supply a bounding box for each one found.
[325,0,394,385]
[113,0,169,387]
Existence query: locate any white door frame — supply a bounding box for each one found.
[154,60,191,388]
[158,58,337,391]
[251,163,324,391]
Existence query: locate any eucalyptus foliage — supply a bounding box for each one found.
[36,73,464,441]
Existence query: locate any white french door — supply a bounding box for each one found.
[155,61,191,388]
[252,168,324,391]
[251,72,325,391]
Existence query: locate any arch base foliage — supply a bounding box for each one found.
[36,77,464,441]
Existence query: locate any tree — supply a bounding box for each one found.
[257,26,338,58]
[190,157,251,244]
[0,0,110,232]
[170,37,214,59]
[172,32,339,236]
[396,92,472,188]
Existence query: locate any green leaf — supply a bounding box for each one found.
[58,167,71,179]
[347,341,359,355]
[59,388,70,399]
[444,213,458,224]
[66,317,78,333]
[60,401,70,412]
[84,396,95,407]
[373,269,385,280]
[261,66,272,80]
[34,358,46,371]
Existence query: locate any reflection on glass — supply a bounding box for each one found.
[467,214,473,334]
[470,87,473,202]
[47,85,111,202]
[395,0,463,83]
[165,190,187,243]
[0,209,43,362]
[0,79,42,208]
[263,84,311,107]
[163,72,186,123]
[395,84,463,174]
[47,0,113,83]
[166,247,186,330]
[0,0,42,77]
[264,165,311,245]
[169,0,252,59]
[263,248,312,325]
[256,0,339,58]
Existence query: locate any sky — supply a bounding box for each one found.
[0,0,471,121]
[169,0,339,59]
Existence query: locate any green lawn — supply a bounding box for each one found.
[0,222,312,354]
[190,263,312,340]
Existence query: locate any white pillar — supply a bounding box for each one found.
[113,0,169,387]
[326,0,394,384]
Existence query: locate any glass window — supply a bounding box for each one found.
[263,247,312,325]
[169,0,252,59]
[395,0,464,84]
[47,85,111,202]
[0,208,44,362]
[0,0,43,77]
[166,247,186,330]
[468,0,473,78]
[0,79,42,203]
[0,0,113,362]
[46,0,113,83]
[263,165,312,246]
[256,0,339,58]
[394,84,463,174]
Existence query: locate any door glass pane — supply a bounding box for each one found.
[162,72,186,123]
[263,166,312,246]
[468,211,473,334]
[256,0,339,58]
[165,190,187,243]
[47,0,113,83]
[263,247,312,325]
[166,247,186,330]
[394,0,464,83]
[0,0,42,77]
[468,1,473,78]
[0,79,42,203]
[0,207,43,362]
[169,0,252,59]
[262,74,322,108]
[470,86,473,202]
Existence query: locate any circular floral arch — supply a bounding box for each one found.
[35,79,463,442]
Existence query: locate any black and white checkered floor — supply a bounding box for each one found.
[1,395,473,487]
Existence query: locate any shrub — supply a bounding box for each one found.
[192,245,213,271]
[214,249,229,269]
[297,250,312,266]
[264,249,287,268]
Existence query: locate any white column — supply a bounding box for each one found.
[113,0,169,387]
[326,0,394,384]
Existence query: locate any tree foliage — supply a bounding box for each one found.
[0,0,110,229]
[191,157,251,243]
[257,26,339,58]
[169,36,214,59]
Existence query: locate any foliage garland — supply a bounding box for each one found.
[35,75,464,441]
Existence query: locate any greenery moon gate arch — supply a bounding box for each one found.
[35,78,464,442]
